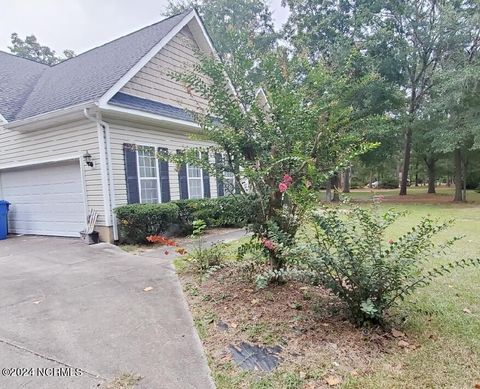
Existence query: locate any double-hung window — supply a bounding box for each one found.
[187,162,203,199]
[137,146,160,203]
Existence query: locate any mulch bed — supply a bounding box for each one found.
[179,266,414,387]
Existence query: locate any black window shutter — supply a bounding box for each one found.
[202,152,211,198]
[123,143,140,204]
[214,153,224,197]
[177,149,189,199]
[158,147,170,203]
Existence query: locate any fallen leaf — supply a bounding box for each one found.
[463,308,472,314]
[398,340,410,348]
[299,371,306,380]
[474,383,480,389]
[392,329,405,338]
[350,370,358,377]
[230,322,238,329]
[325,375,342,386]
[143,286,154,292]
[448,285,453,288]
[251,299,259,305]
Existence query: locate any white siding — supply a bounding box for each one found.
[120,25,210,113]
[0,120,108,226]
[108,120,218,206]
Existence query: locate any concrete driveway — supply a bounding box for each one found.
[0,236,214,389]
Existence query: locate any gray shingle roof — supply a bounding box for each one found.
[0,11,190,122]
[0,52,48,121]
[109,92,194,122]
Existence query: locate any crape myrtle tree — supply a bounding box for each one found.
[166,46,388,272]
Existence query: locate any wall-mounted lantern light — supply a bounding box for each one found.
[83,151,94,167]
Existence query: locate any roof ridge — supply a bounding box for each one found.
[0,50,50,67]
[50,9,193,68]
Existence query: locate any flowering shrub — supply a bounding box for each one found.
[257,204,480,325]
[283,202,480,324]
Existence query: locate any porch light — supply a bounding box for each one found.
[83,151,94,167]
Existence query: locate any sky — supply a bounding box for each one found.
[0,0,289,55]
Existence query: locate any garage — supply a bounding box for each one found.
[0,160,86,237]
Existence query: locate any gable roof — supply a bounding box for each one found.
[0,10,193,123]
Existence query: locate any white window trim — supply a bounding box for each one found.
[136,145,162,204]
[186,162,204,200]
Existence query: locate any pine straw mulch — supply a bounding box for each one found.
[179,266,419,388]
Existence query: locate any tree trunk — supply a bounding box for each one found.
[325,179,332,202]
[343,167,351,193]
[426,158,436,194]
[462,156,467,202]
[399,127,412,195]
[331,173,340,202]
[453,148,463,202]
[415,160,419,186]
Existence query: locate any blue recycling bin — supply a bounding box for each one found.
[0,200,10,240]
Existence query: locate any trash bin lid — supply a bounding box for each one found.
[0,200,10,206]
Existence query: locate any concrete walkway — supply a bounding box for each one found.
[0,235,214,389]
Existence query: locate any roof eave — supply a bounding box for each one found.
[99,103,200,131]
[4,101,95,132]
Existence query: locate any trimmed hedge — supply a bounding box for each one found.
[115,203,179,244]
[115,196,247,244]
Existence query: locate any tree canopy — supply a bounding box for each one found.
[9,33,75,65]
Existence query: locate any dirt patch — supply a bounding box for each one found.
[180,267,409,387]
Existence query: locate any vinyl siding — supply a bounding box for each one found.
[120,25,210,113]
[0,120,108,226]
[108,120,218,206]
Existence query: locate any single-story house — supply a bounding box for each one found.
[0,9,230,242]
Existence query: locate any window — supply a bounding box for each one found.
[187,163,203,199]
[224,171,236,194]
[137,146,160,203]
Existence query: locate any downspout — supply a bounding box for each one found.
[83,108,118,241]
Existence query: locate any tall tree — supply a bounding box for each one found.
[424,0,480,201]
[164,0,278,63]
[9,33,75,65]
[285,0,476,196]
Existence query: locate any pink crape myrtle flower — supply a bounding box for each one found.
[388,239,394,245]
[283,174,293,186]
[262,239,275,251]
[279,182,288,193]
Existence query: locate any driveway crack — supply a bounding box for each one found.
[0,337,106,381]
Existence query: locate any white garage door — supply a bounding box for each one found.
[0,161,86,237]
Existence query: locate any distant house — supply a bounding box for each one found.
[0,10,226,242]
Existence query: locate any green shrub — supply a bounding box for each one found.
[174,196,248,230]
[115,196,249,243]
[304,204,480,324]
[272,203,480,325]
[115,203,179,244]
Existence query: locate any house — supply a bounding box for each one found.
[0,9,228,242]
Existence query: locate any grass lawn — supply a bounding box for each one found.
[177,188,480,389]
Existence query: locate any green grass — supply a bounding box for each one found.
[343,189,480,388]
[182,187,480,388]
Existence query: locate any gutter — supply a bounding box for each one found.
[5,102,94,130]
[83,108,118,241]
